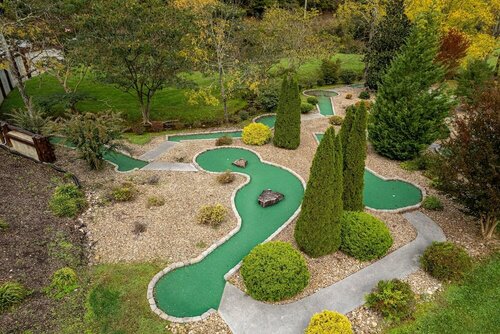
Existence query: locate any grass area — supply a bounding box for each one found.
[85,262,171,334]
[0,72,246,125]
[386,253,500,334]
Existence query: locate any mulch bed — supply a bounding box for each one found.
[0,149,87,333]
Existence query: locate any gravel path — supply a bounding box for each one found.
[218,211,446,334]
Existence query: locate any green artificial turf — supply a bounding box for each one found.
[315,133,422,209]
[154,147,304,317]
[304,90,338,116]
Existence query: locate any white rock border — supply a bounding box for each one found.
[312,132,425,213]
[147,145,306,323]
[303,88,338,116]
[165,128,243,143]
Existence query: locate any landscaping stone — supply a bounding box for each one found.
[258,189,284,207]
[232,159,247,168]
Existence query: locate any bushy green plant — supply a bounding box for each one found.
[295,127,343,257]
[366,279,415,322]
[242,123,272,146]
[455,59,493,104]
[197,204,227,227]
[216,170,235,184]
[329,115,343,126]
[305,310,353,334]
[358,91,370,100]
[341,211,393,261]
[215,135,233,146]
[256,85,280,112]
[422,196,443,210]
[45,267,79,299]
[54,112,123,170]
[146,196,165,208]
[49,184,87,218]
[399,154,433,171]
[241,241,309,302]
[0,282,29,312]
[273,75,301,149]
[238,110,250,120]
[420,242,472,281]
[340,69,358,85]
[301,102,315,114]
[0,218,9,231]
[7,105,50,135]
[307,96,319,105]
[111,183,136,202]
[321,58,341,85]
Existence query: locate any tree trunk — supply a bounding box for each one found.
[0,32,33,115]
[481,214,498,239]
[218,61,229,123]
[141,100,151,125]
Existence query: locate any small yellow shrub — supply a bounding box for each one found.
[306,310,353,334]
[197,204,228,227]
[217,170,236,184]
[242,123,272,146]
[146,196,165,208]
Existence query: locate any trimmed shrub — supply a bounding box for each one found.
[321,58,341,85]
[420,242,472,281]
[216,170,235,184]
[301,102,315,114]
[307,96,319,105]
[273,75,301,149]
[345,93,353,100]
[0,282,29,312]
[341,211,393,261]
[422,196,443,210]
[242,123,272,146]
[366,279,415,322]
[197,204,227,227]
[49,184,87,218]
[146,196,165,208]
[295,127,343,257]
[241,241,309,302]
[358,91,370,100]
[45,267,79,299]
[329,115,344,126]
[306,310,353,334]
[215,135,233,146]
[111,183,136,202]
[340,69,358,85]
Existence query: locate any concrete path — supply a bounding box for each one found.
[219,211,445,334]
[141,161,198,172]
[139,141,178,161]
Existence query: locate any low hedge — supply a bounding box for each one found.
[341,211,393,261]
[420,242,472,281]
[306,310,353,334]
[242,123,272,146]
[241,241,309,302]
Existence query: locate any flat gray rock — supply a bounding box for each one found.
[141,161,198,172]
[139,141,178,161]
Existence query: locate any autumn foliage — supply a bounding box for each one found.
[437,29,470,78]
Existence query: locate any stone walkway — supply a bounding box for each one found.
[218,211,446,334]
[139,141,178,161]
[141,161,198,172]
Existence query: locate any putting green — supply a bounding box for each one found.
[154,147,304,317]
[304,89,338,116]
[49,137,148,172]
[315,133,422,209]
[254,114,276,128]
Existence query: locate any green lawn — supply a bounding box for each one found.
[387,253,500,334]
[0,72,246,125]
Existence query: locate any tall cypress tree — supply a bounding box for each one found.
[343,102,368,211]
[273,75,301,149]
[368,13,453,160]
[294,126,343,257]
[364,0,411,90]
[339,104,355,156]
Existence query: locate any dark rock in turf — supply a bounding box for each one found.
[258,189,284,208]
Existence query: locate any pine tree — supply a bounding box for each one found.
[339,104,355,156]
[294,126,343,257]
[368,14,453,161]
[364,0,411,90]
[273,75,301,149]
[343,102,367,211]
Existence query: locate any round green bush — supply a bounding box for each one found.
[242,123,272,146]
[241,241,309,302]
[306,310,353,334]
[366,279,415,322]
[358,91,370,99]
[0,282,29,312]
[45,267,79,299]
[340,70,358,84]
[422,196,443,210]
[307,96,319,105]
[341,212,393,261]
[49,184,87,218]
[420,242,472,281]
[301,102,315,114]
[329,115,343,126]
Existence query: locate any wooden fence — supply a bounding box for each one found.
[0,122,55,163]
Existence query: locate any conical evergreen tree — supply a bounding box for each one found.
[273,75,301,149]
[364,0,411,90]
[368,13,453,160]
[294,126,343,257]
[339,104,355,156]
[343,102,367,211]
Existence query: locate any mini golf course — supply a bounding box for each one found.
[49,137,148,172]
[315,133,422,209]
[304,89,338,116]
[153,147,304,318]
